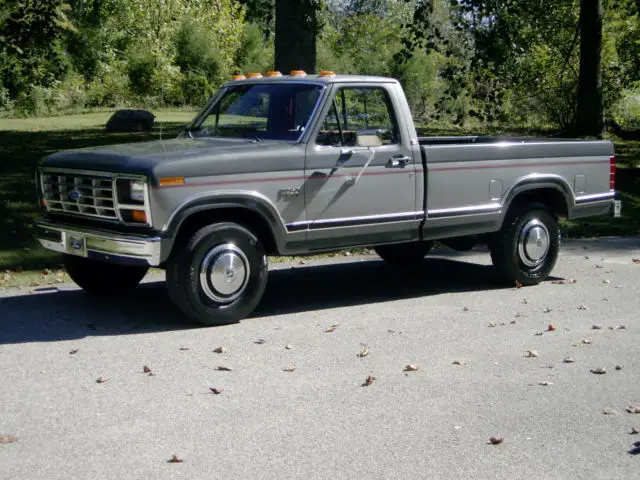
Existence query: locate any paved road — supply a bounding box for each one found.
[1,237,639,480]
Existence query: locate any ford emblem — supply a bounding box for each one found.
[68,189,82,201]
[70,240,83,250]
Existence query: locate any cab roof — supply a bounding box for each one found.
[222,73,399,87]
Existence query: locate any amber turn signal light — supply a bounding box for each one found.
[159,177,185,186]
[131,210,147,223]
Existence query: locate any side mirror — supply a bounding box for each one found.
[355,128,385,147]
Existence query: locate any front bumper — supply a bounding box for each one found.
[34,220,163,266]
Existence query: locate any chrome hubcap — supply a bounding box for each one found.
[200,244,250,303]
[517,219,550,268]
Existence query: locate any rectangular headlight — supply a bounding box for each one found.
[130,181,145,202]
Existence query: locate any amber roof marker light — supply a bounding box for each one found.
[289,70,307,77]
[246,72,263,78]
[265,71,283,77]
[232,74,246,80]
[319,71,336,77]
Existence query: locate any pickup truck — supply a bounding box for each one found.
[33,71,619,326]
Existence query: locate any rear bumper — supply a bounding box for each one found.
[34,220,163,266]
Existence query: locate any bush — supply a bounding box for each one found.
[235,23,274,74]
[611,88,640,131]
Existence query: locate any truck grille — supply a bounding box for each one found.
[42,171,118,220]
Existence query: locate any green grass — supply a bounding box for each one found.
[0,112,638,289]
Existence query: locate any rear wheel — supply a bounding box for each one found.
[489,204,560,286]
[166,222,268,326]
[374,241,433,267]
[63,255,149,295]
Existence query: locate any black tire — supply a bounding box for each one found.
[166,222,269,326]
[489,204,560,286]
[63,254,149,295]
[374,241,433,267]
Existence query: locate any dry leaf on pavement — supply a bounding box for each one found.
[0,435,18,444]
[216,366,233,371]
[213,347,228,354]
[609,325,626,330]
[563,357,575,363]
[578,305,589,310]
[362,375,376,386]
[69,349,78,355]
[209,388,224,395]
[488,437,504,445]
[254,339,266,345]
[357,348,369,358]
[283,366,296,372]
[524,350,539,358]
[626,406,640,414]
[404,364,419,372]
[538,381,553,386]
[167,455,183,463]
[325,324,338,333]
[632,259,640,264]
[285,344,293,350]
[96,376,109,383]
[631,427,639,434]
[591,367,607,375]
[547,324,556,331]
[143,365,152,374]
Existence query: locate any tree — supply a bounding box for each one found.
[274,0,322,73]
[576,0,604,136]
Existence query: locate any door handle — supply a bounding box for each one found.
[386,155,411,168]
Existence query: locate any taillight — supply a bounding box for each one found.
[610,156,616,191]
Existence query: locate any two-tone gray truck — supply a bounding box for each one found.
[33,70,619,325]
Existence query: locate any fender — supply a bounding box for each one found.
[161,190,290,251]
[500,174,574,224]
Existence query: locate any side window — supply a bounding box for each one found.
[316,86,399,147]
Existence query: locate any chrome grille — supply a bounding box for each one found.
[42,171,118,220]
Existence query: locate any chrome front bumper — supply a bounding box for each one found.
[34,220,163,266]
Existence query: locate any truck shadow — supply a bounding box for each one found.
[0,256,559,345]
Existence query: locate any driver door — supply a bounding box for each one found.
[302,84,418,246]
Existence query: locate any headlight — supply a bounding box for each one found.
[130,181,145,202]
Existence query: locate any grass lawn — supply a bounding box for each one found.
[0,111,638,289]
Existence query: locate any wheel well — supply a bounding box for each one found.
[171,208,279,256]
[509,188,569,219]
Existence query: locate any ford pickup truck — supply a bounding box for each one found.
[33,70,619,325]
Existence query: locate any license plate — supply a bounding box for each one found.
[614,200,622,218]
[64,233,87,257]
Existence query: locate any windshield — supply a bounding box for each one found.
[191,83,324,141]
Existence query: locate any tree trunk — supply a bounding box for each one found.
[274,0,318,74]
[576,0,604,137]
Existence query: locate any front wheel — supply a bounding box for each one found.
[63,255,149,296]
[489,205,560,286]
[166,222,269,326]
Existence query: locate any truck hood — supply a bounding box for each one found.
[39,136,302,180]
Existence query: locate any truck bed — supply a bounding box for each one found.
[418,135,585,146]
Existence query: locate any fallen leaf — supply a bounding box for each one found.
[510,320,517,325]
[0,435,17,444]
[632,258,640,265]
[167,455,183,463]
[535,331,544,336]
[96,376,109,383]
[615,365,623,371]
[563,357,575,363]
[538,381,553,386]
[488,437,504,445]
[362,375,376,386]
[547,324,556,331]
[213,347,227,354]
[592,324,602,330]
[283,366,296,372]
[603,279,610,284]
[285,344,293,350]
[578,305,589,311]
[143,366,152,374]
[216,366,233,371]
[357,348,369,358]
[595,264,604,268]
[524,350,539,358]
[209,388,224,395]
[325,324,338,333]
[404,364,419,372]
[463,307,469,312]
[631,427,639,434]
[609,325,626,330]
[543,308,553,314]
[591,367,607,375]
[626,406,640,414]
[488,322,497,328]
[582,339,592,344]
[69,349,79,355]
[515,280,523,288]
